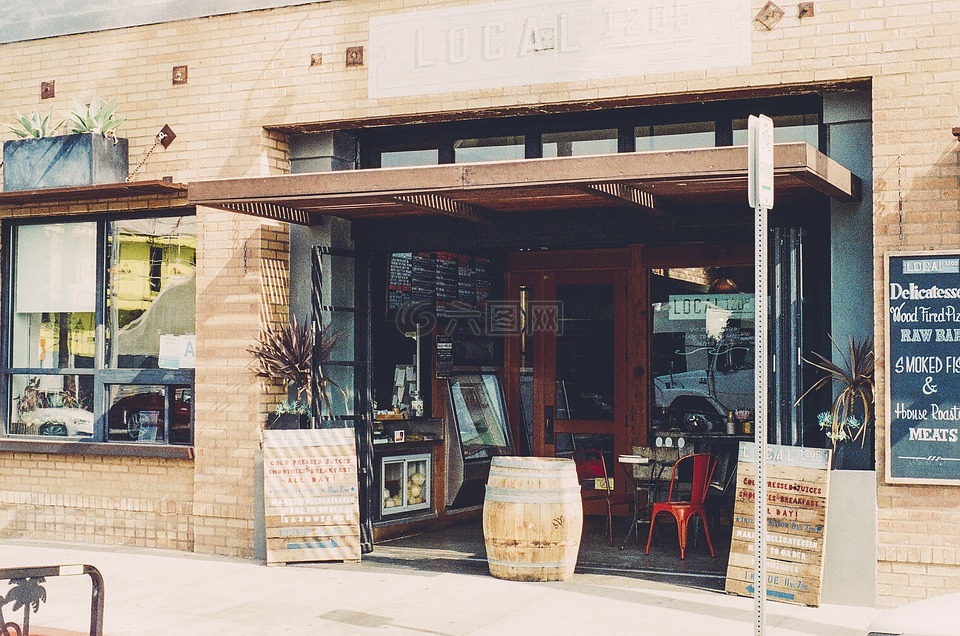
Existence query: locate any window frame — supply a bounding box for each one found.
[1,210,196,455]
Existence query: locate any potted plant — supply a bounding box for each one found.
[3,97,128,191]
[797,335,875,470]
[248,316,345,429]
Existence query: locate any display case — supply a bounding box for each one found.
[380,453,431,517]
[445,372,513,508]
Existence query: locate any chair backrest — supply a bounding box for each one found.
[572,449,611,492]
[665,453,716,505]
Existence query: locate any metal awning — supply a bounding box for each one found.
[188,143,861,226]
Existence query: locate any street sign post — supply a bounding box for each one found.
[748,113,773,636]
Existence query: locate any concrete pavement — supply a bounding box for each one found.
[0,540,880,635]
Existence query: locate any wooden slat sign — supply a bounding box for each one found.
[263,428,361,564]
[725,442,831,607]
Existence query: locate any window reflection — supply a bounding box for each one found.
[732,114,820,147]
[106,217,196,369]
[542,129,618,157]
[12,222,97,369]
[454,136,525,163]
[636,121,715,151]
[651,267,755,433]
[381,148,440,167]
[105,384,191,444]
[9,374,94,438]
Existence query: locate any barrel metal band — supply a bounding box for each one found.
[484,486,581,503]
[487,558,573,569]
[488,469,577,480]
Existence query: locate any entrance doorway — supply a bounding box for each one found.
[503,250,629,481]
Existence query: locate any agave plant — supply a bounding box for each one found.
[248,316,344,422]
[68,97,124,138]
[796,335,875,447]
[6,106,63,139]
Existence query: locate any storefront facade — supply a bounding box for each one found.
[1,0,958,607]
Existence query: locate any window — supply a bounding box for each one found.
[454,136,525,163]
[5,215,196,445]
[635,121,715,151]
[732,114,820,147]
[542,129,618,158]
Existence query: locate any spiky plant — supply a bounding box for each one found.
[796,335,875,447]
[6,107,63,139]
[249,317,341,421]
[67,97,124,138]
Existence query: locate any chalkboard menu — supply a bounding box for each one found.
[725,442,831,607]
[886,252,960,483]
[387,251,493,315]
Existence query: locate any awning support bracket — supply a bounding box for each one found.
[581,182,669,216]
[205,201,313,225]
[392,193,492,224]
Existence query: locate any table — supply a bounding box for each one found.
[617,453,671,549]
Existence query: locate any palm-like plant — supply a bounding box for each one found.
[248,317,343,424]
[797,335,875,447]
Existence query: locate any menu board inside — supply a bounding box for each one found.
[387,252,492,317]
[725,442,831,607]
[886,252,960,483]
[263,428,361,564]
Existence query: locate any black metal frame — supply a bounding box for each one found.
[0,564,104,636]
[0,211,196,447]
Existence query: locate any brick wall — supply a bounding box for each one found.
[0,0,958,595]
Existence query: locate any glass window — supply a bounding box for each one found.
[12,223,97,369]
[105,384,191,444]
[447,373,512,460]
[380,149,440,168]
[636,122,715,151]
[650,266,755,433]
[454,136,525,163]
[9,374,94,438]
[732,114,820,147]
[5,216,195,445]
[556,284,615,421]
[542,129,618,158]
[106,217,196,369]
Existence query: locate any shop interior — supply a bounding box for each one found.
[363,248,760,585]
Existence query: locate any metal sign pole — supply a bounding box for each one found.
[748,114,774,636]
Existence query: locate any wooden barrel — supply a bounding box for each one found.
[482,456,583,581]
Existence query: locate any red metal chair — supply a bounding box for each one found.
[644,452,717,560]
[572,449,633,546]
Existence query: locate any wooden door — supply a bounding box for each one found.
[503,250,630,471]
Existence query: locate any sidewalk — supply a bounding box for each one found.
[0,540,879,636]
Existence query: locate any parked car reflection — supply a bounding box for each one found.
[23,407,94,438]
[107,387,191,443]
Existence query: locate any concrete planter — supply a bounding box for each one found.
[2,133,129,191]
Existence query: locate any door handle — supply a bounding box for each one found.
[544,405,555,445]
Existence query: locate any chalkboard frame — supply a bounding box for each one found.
[885,250,960,485]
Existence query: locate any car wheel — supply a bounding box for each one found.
[38,423,68,436]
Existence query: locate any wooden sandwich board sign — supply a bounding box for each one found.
[263,428,361,564]
[725,442,831,607]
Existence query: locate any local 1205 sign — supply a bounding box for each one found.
[886,252,960,483]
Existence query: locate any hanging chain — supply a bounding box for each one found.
[897,155,904,251]
[126,131,166,182]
